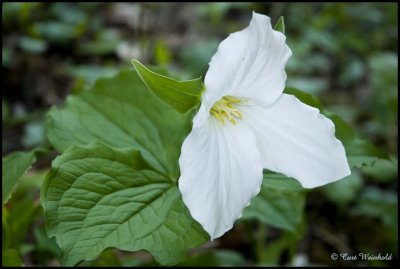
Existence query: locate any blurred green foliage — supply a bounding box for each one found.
[2,2,397,267]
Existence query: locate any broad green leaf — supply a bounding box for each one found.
[243,171,306,231]
[2,249,22,266]
[46,69,192,178]
[2,150,36,204]
[41,143,208,266]
[274,16,285,34]
[132,60,204,113]
[284,87,387,168]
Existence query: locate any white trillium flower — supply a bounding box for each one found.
[178,12,351,240]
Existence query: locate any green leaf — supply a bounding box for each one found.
[178,249,245,267]
[325,113,386,167]
[284,87,322,109]
[41,143,208,266]
[132,60,204,113]
[18,36,48,54]
[361,156,397,182]
[2,208,11,248]
[243,171,306,231]
[22,120,46,148]
[351,187,397,231]
[33,227,62,259]
[2,150,36,204]
[33,21,78,44]
[274,16,285,34]
[3,169,45,250]
[322,170,363,207]
[260,237,287,265]
[2,146,49,204]
[78,29,121,56]
[284,87,387,168]
[66,65,119,88]
[2,249,22,266]
[44,69,206,265]
[79,249,123,267]
[46,69,192,178]
[2,47,13,68]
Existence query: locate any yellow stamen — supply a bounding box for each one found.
[210,96,243,125]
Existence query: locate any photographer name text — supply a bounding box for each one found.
[331,252,392,261]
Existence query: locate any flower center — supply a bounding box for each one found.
[210,96,242,125]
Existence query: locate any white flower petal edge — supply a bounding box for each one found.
[203,11,292,109]
[178,105,263,240]
[242,94,351,188]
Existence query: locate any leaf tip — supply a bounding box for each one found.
[131,59,142,71]
[274,16,285,34]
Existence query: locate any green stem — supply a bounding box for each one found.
[255,223,268,263]
[244,221,268,264]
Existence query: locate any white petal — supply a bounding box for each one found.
[178,107,263,239]
[242,94,351,188]
[203,12,292,109]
